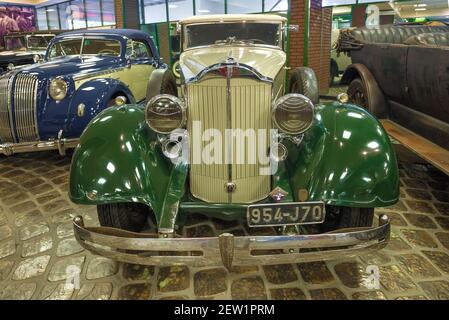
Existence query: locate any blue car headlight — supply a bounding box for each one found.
[49,78,68,101]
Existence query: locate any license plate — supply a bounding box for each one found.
[247,202,326,227]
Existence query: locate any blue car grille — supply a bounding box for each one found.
[0,72,40,144]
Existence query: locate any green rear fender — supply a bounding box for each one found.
[287,102,399,208]
[69,104,171,216]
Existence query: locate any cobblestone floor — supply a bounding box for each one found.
[1,150,448,300]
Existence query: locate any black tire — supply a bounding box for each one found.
[322,206,374,232]
[347,78,369,110]
[330,59,339,87]
[97,203,150,232]
[288,67,319,104]
[160,70,178,96]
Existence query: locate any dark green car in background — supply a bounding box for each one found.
[69,14,399,270]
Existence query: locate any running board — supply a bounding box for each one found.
[380,120,449,176]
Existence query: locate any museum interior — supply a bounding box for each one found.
[0,0,448,301]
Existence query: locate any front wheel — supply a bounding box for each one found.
[322,207,374,232]
[97,203,150,232]
[347,78,369,110]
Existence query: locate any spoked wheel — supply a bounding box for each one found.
[347,78,369,110]
[288,67,319,104]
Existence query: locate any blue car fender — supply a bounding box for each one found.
[64,78,135,137]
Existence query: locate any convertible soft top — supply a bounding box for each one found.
[54,29,152,42]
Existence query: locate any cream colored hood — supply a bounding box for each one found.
[180,46,286,81]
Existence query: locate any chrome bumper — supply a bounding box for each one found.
[0,137,79,156]
[73,215,390,270]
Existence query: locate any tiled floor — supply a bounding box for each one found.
[0,94,448,300]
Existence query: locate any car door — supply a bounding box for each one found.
[124,39,156,102]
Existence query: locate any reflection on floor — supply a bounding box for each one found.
[0,92,448,300]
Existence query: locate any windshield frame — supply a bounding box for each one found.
[181,21,285,52]
[46,36,124,61]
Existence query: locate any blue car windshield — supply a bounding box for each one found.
[48,38,122,60]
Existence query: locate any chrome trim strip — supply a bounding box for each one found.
[0,138,79,156]
[185,62,273,84]
[73,215,390,270]
[73,67,125,82]
[0,72,15,143]
[226,63,233,203]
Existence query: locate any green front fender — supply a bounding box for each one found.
[287,102,399,207]
[69,104,173,217]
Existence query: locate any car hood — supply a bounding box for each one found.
[19,55,122,78]
[180,46,286,81]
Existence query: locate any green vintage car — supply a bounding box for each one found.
[69,14,399,270]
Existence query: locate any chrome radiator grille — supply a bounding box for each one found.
[0,73,39,143]
[13,74,40,142]
[0,73,15,143]
[187,77,272,204]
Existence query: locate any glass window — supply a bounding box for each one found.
[102,0,116,26]
[28,35,53,49]
[264,0,288,12]
[86,0,102,27]
[227,0,262,14]
[5,36,26,51]
[48,38,121,59]
[168,0,194,21]
[47,5,60,30]
[185,22,281,49]
[71,0,87,29]
[196,0,224,15]
[48,39,83,59]
[132,40,153,58]
[83,39,121,56]
[142,0,167,24]
[37,8,48,30]
[59,2,74,30]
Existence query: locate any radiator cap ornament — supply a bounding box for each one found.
[225,182,236,193]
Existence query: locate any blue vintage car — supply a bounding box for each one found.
[0,29,177,156]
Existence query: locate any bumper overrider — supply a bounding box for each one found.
[73,215,390,270]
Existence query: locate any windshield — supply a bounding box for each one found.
[48,38,122,60]
[28,35,54,49]
[184,22,282,49]
[5,36,26,51]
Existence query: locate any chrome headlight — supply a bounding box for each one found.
[7,63,14,71]
[145,94,186,134]
[49,78,68,101]
[272,94,314,135]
